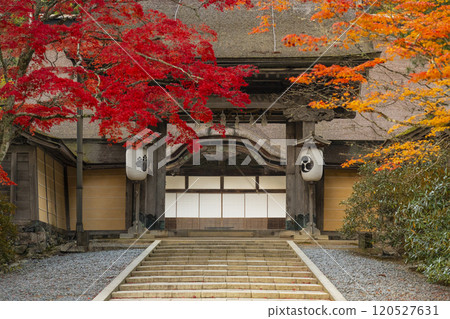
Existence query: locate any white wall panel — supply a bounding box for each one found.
[268,193,286,217]
[245,193,267,218]
[222,194,245,217]
[165,193,177,217]
[223,176,255,189]
[176,193,199,217]
[199,194,222,218]
[189,176,220,189]
[259,176,286,190]
[166,176,185,189]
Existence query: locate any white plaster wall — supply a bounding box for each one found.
[199,194,222,218]
[176,193,199,217]
[189,176,220,189]
[245,193,268,218]
[165,193,177,217]
[223,176,255,189]
[222,194,245,217]
[259,176,286,190]
[268,193,286,218]
[166,176,185,189]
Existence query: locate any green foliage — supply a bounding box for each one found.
[341,151,449,284]
[400,178,450,285]
[0,193,17,270]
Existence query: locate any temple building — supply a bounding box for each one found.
[1,1,396,241]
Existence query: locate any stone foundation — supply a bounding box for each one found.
[13,221,67,257]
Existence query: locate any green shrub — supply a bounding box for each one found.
[0,193,17,270]
[400,177,449,285]
[341,151,449,284]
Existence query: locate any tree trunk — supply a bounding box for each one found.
[0,120,14,164]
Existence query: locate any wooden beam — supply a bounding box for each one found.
[284,106,355,122]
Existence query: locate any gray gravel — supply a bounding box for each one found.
[300,246,450,301]
[0,249,143,301]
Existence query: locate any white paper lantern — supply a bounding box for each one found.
[299,145,324,182]
[126,147,147,180]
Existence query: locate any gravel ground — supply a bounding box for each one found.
[0,249,143,301]
[300,246,450,301]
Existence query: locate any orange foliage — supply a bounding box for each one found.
[250,0,450,170]
[343,140,441,171]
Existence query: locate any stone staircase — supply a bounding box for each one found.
[109,240,332,300]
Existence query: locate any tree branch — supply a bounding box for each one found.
[135,52,203,82]
[14,113,93,120]
[0,47,8,81]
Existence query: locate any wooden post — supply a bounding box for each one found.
[125,178,133,229]
[156,122,167,227]
[308,181,316,235]
[134,182,140,233]
[145,122,167,229]
[76,106,86,246]
[29,147,39,222]
[301,121,315,227]
[302,121,315,137]
[64,166,71,231]
[286,121,296,225]
[286,121,304,228]
[315,175,325,231]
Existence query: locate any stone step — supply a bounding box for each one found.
[126,275,318,284]
[98,240,341,301]
[140,260,304,266]
[136,265,309,272]
[158,242,289,245]
[119,282,324,292]
[154,248,293,253]
[153,251,294,256]
[150,252,298,257]
[158,240,288,247]
[156,248,290,251]
[146,256,302,262]
[187,231,255,237]
[154,246,292,249]
[157,244,290,248]
[131,270,314,277]
[111,289,330,300]
[158,244,289,248]
[111,298,323,301]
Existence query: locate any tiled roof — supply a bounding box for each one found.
[140,0,375,59]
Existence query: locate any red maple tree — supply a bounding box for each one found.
[0,0,256,185]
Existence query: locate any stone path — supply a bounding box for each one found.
[98,240,341,300]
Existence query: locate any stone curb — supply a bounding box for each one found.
[287,241,346,301]
[93,240,161,301]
